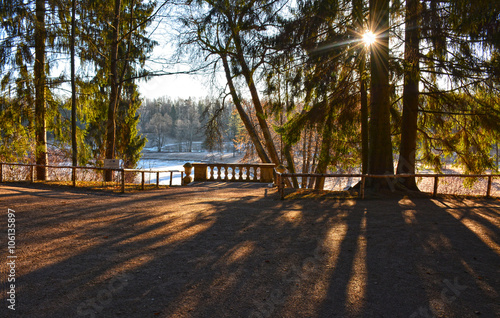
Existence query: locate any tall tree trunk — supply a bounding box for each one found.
[284,143,299,188]
[301,128,308,188]
[71,0,77,170]
[360,73,369,174]
[105,0,122,181]
[353,0,369,175]
[496,143,499,171]
[396,0,420,190]
[230,26,281,165]
[304,126,314,188]
[368,0,393,182]
[34,0,47,181]
[315,103,334,190]
[221,55,270,163]
[278,73,299,187]
[308,133,319,189]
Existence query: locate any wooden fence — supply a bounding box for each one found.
[2,162,498,199]
[0,162,184,193]
[277,172,500,200]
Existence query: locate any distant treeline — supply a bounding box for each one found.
[139,97,241,153]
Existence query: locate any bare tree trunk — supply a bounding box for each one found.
[368,0,393,183]
[360,66,369,175]
[284,143,299,188]
[230,26,281,165]
[301,128,308,188]
[222,55,270,163]
[353,0,369,175]
[315,104,334,190]
[304,127,314,188]
[35,0,47,181]
[105,0,122,181]
[496,143,499,171]
[308,132,319,189]
[71,0,77,170]
[396,0,420,190]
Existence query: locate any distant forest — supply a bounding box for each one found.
[1,0,499,188]
[139,97,240,153]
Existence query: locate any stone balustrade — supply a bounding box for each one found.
[192,163,275,183]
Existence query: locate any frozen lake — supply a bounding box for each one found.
[136,159,186,185]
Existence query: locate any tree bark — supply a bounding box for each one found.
[221,55,270,163]
[230,24,281,165]
[368,0,393,182]
[284,143,299,188]
[105,0,122,181]
[301,128,308,188]
[304,127,314,187]
[308,133,319,189]
[396,0,420,190]
[360,59,369,175]
[315,103,334,190]
[34,0,47,181]
[354,0,369,175]
[71,0,77,170]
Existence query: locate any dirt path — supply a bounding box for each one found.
[0,183,499,318]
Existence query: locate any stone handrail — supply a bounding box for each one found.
[192,163,275,183]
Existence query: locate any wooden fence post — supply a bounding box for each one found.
[30,165,34,183]
[360,175,366,199]
[141,171,145,190]
[156,171,160,188]
[121,169,125,193]
[0,163,3,183]
[72,167,76,187]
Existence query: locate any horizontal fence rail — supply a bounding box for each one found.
[3,162,498,199]
[0,162,184,193]
[277,172,500,200]
[192,163,275,183]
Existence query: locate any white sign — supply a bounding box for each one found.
[104,159,121,169]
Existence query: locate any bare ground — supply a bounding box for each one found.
[0,183,499,318]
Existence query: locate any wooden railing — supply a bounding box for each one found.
[0,162,184,193]
[192,163,275,183]
[276,173,500,200]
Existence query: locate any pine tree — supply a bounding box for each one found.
[0,0,67,175]
[78,0,156,177]
[396,0,421,190]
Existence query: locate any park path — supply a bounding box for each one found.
[0,183,499,318]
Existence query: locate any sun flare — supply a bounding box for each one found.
[362,31,376,46]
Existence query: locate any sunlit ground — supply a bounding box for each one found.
[0,183,498,317]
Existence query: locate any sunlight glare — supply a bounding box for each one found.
[362,31,376,46]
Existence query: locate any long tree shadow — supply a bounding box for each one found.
[0,184,498,318]
[363,197,500,318]
[406,198,500,316]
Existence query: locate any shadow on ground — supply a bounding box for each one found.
[0,182,498,318]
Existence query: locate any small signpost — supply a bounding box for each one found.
[104,159,122,189]
[104,159,121,169]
